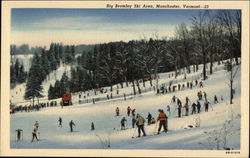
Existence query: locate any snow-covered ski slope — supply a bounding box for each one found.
[10,60,241,150]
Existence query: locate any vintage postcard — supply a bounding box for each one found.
[1,0,249,157]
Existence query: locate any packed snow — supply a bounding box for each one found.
[10,59,241,150]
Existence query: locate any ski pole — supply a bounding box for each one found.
[131,127,137,138]
[153,121,158,135]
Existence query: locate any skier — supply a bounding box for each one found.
[58,117,62,127]
[197,101,201,113]
[173,85,176,92]
[178,84,181,91]
[132,114,136,128]
[172,95,176,104]
[197,91,203,100]
[91,122,95,131]
[120,117,127,130]
[146,112,152,125]
[190,81,193,89]
[135,114,146,137]
[31,128,39,142]
[116,107,119,116]
[34,121,39,130]
[199,81,203,87]
[69,120,75,132]
[214,95,218,104]
[185,97,190,104]
[127,106,131,116]
[183,103,189,116]
[157,109,168,134]
[131,109,136,116]
[166,105,171,115]
[187,82,189,88]
[204,100,210,112]
[204,92,207,101]
[16,129,23,141]
[177,98,182,117]
[191,102,197,115]
[195,80,198,86]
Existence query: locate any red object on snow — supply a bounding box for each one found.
[62,93,72,106]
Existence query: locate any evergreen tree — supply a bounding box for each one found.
[48,84,55,100]
[24,53,44,106]
[60,72,70,95]
[17,64,27,83]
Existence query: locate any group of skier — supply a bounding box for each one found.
[158,79,203,95]
[24,75,224,142]
[170,91,221,118]
[10,101,58,114]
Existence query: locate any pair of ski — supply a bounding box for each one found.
[131,131,169,139]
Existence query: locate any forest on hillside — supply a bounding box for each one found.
[10,10,241,102]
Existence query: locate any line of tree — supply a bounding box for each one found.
[47,10,241,100]
[13,10,240,104]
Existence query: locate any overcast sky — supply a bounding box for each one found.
[11,9,202,47]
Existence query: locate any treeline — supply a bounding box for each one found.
[13,10,240,103]
[47,10,241,100]
[10,44,44,55]
[10,44,95,55]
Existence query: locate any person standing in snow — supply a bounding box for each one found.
[31,128,39,142]
[172,95,176,104]
[131,109,136,116]
[177,98,182,117]
[157,109,168,134]
[199,81,203,87]
[135,114,146,137]
[116,107,119,116]
[183,103,189,116]
[120,117,127,130]
[185,97,191,104]
[191,102,197,115]
[58,117,62,127]
[214,95,218,104]
[127,106,131,116]
[197,101,201,113]
[91,122,95,131]
[132,114,136,128]
[146,112,152,125]
[167,105,171,115]
[204,100,210,112]
[69,120,75,132]
[34,121,39,130]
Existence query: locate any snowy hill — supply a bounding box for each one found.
[10,61,241,150]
